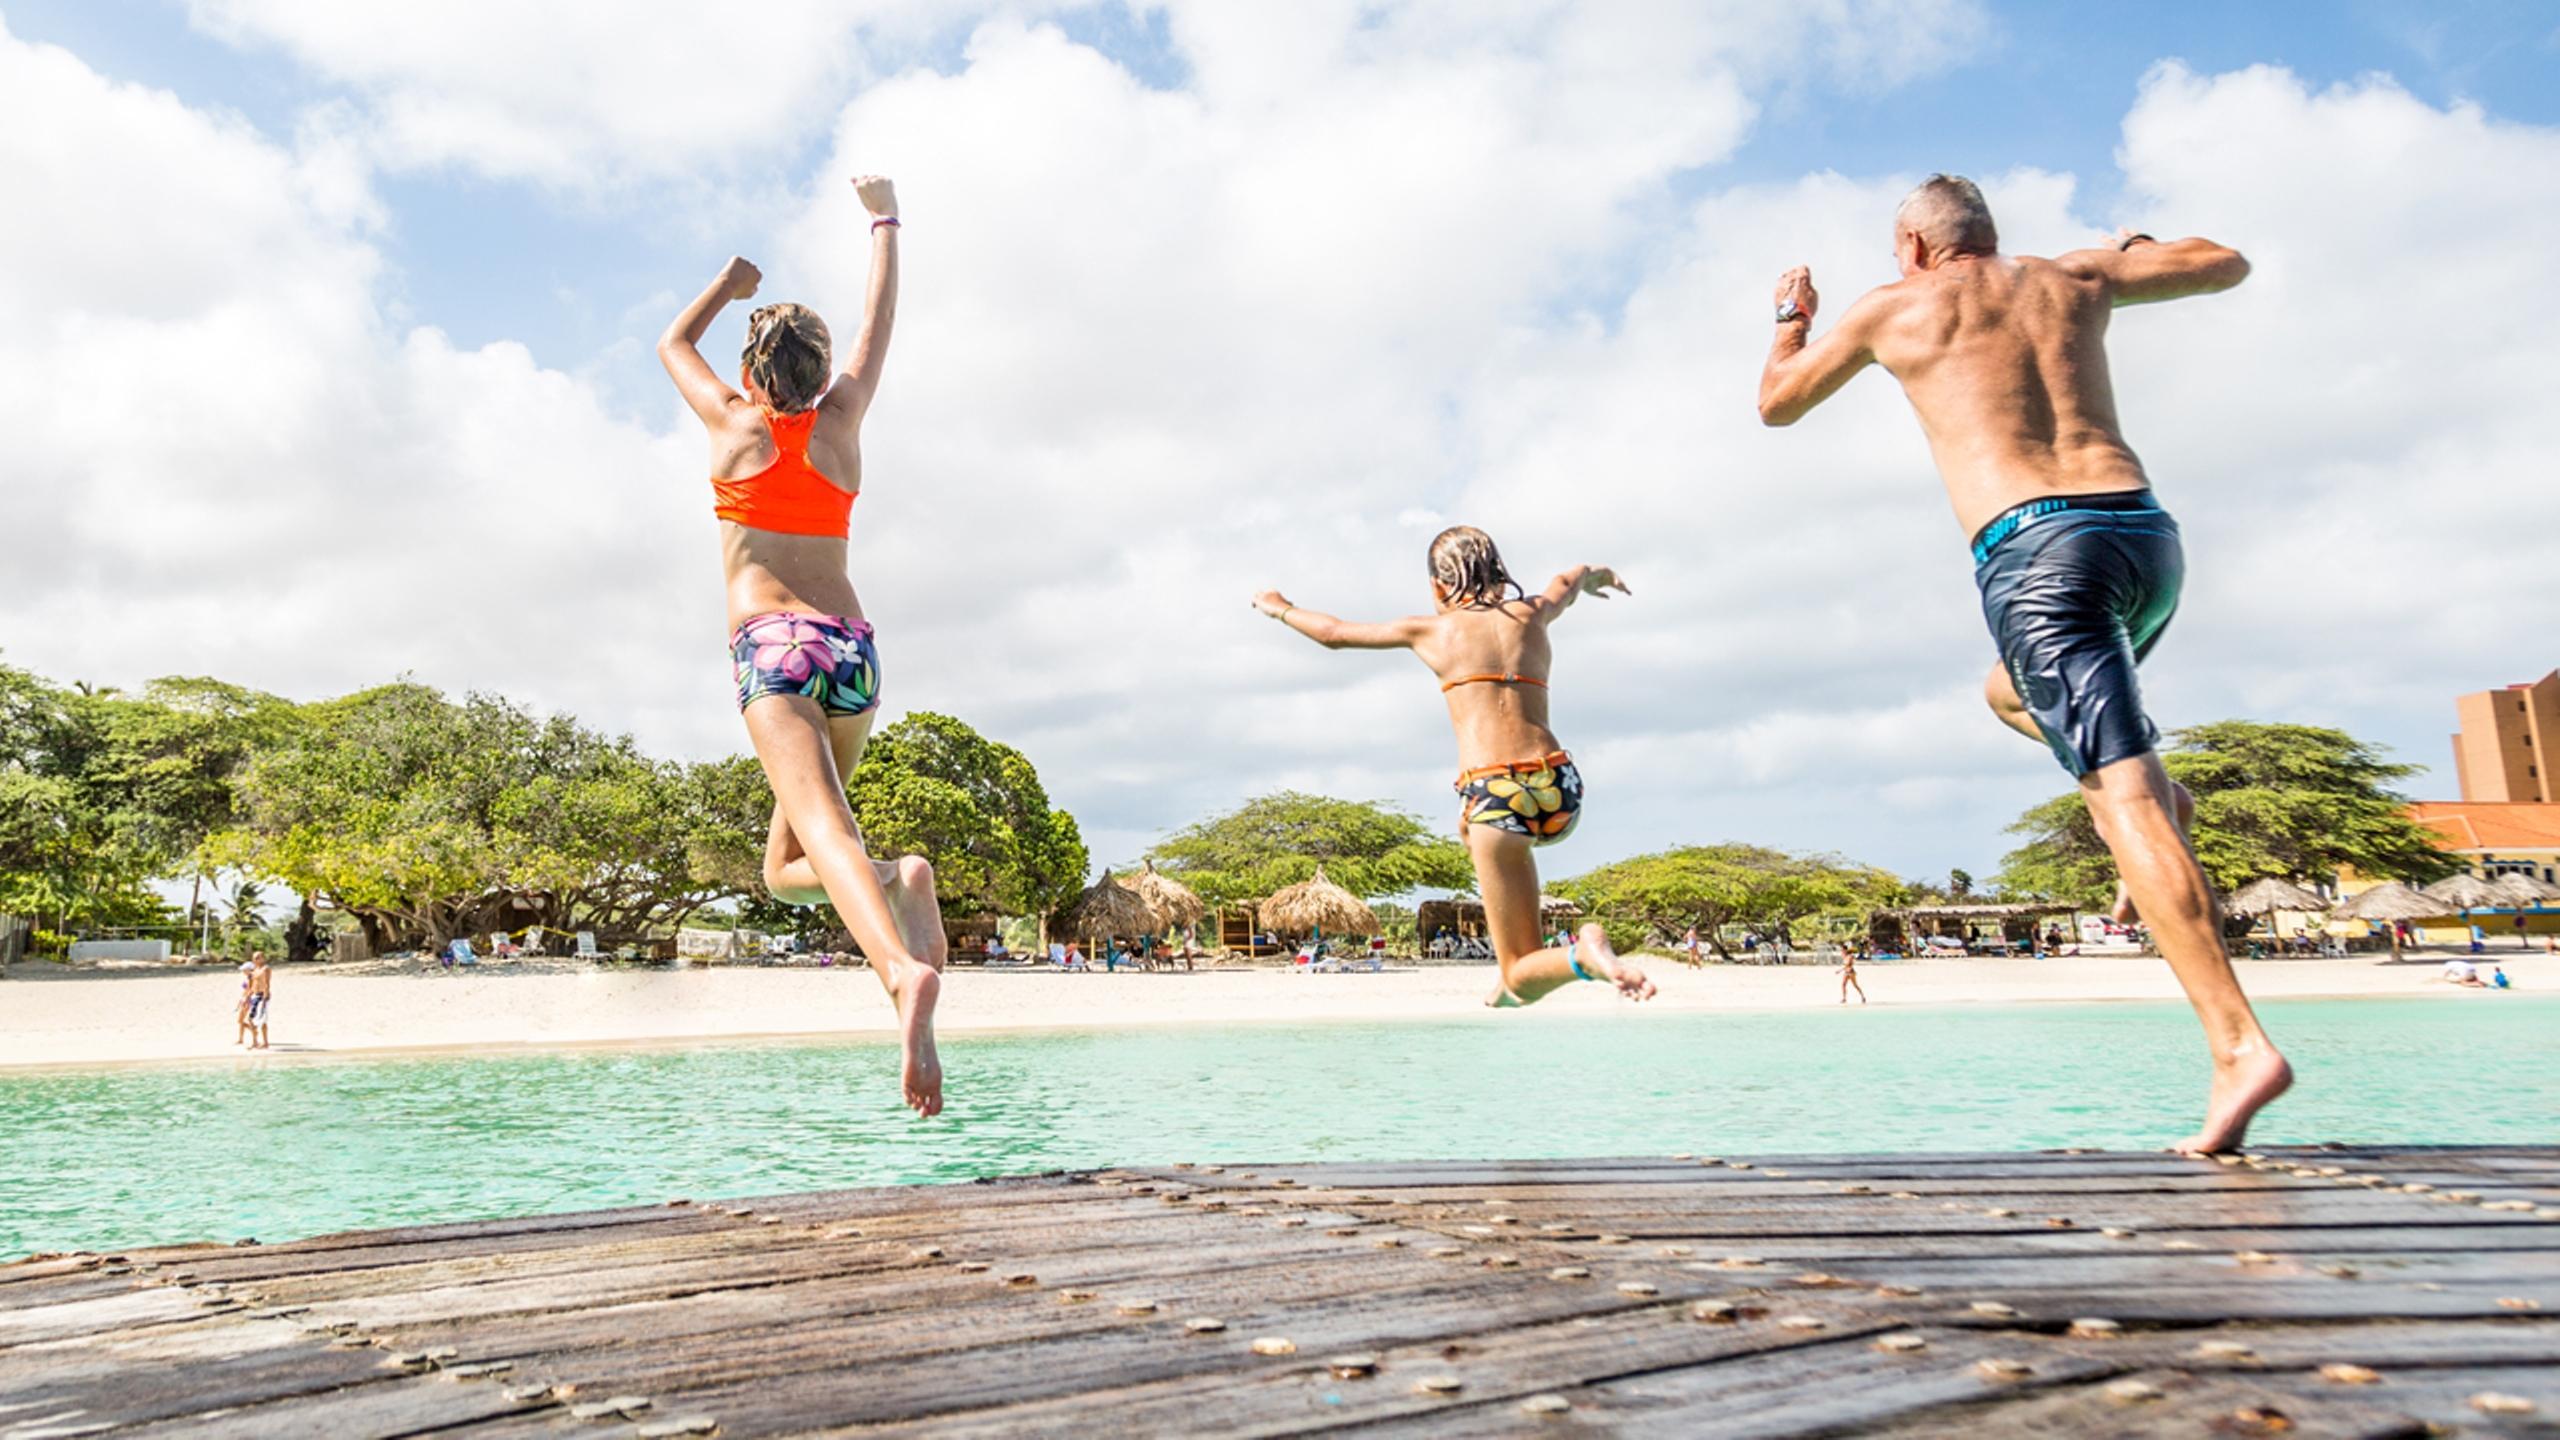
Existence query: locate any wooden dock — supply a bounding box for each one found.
[4,1146,2556,1437]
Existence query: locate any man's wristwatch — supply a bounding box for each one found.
[1775,298,1810,325]
[2114,231,2156,252]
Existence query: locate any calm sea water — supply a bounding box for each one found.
[3,998,2552,1260]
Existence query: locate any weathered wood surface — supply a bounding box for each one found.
[2,1146,2554,1437]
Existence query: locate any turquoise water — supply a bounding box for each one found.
[3,998,2553,1261]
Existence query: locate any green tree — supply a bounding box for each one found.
[1558,845,1906,961]
[0,665,175,936]
[852,713,1088,921]
[210,685,745,947]
[1147,792,1472,905]
[669,716,1088,940]
[1995,721,2458,903]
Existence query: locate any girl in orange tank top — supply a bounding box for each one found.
[712,405,856,538]
[657,175,950,1119]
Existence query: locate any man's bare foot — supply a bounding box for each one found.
[2167,1045,2292,1155]
[1484,984,1524,1009]
[890,962,943,1117]
[1579,923,1655,1001]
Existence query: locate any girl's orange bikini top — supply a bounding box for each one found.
[712,406,855,537]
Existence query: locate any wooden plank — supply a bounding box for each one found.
[855,1298,1888,1438]
[1343,1324,2123,1439]
[2,1147,2549,1436]
[1863,1367,2430,1439]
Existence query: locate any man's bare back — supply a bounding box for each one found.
[1758,212,2247,536]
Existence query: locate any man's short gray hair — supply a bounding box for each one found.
[1895,174,1998,254]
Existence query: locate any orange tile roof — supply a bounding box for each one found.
[2407,801,2560,851]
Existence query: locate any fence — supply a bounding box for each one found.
[0,915,27,968]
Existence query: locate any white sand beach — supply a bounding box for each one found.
[0,950,2545,1070]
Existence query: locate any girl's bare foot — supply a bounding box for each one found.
[1579,923,1655,1001]
[890,962,943,1117]
[2167,1045,2291,1155]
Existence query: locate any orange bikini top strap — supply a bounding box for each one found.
[1439,672,1549,693]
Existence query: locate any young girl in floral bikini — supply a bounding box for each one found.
[1255,527,1654,1008]
[659,174,950,1116]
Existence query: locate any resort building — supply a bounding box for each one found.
[2404,801,2560,890]
[2450,669,2559,803]
[2428,665,2560,894]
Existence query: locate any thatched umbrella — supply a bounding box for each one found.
[1058,871,1162,949]
[2492,870,2560,904]
[1260,865,1380,943]
[2424,873,2506,912]
[1130,861,1207,930]
[2226,878,2327,917]
[2330,881,2445,960]
[2225,878,2329,948]
[1538,895,1583,918]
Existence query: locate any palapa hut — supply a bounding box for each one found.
[1871,901,2076,955]
[1056,870,1162,952]
[1129,861,1207,953]
[2329,880,2442,960]
[1259,865,1379,943]
[1416,894,1580,946]
[2494,870,2560,904]
[2424,873,2507,914]
[2224,878,2329,946]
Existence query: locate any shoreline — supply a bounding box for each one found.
[1,950,2543,1074]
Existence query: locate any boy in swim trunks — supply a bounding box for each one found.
[244,951,271,1050]
[1254,526,1654,1010]
[1755,175,2289,1154]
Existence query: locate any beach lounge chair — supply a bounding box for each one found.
[575,931,602,962]
[451,938,481,967]
[490,931,521,959]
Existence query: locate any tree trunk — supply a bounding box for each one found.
[285,896,320,965]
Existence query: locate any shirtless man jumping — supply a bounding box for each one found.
[1756,174,2288,1153]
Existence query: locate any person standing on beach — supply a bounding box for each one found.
[243,951,272,1050]
[234,957,256,1046]
[1755,175,2285,1153]
[1838,946,1865,1005]
[1254,528,1655,1009]
[658,174,949,1117]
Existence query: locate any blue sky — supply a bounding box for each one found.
[18,0,2555,422]
[6,1,2558,885]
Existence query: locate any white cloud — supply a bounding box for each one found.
[0,17,722,744]
[8,11,2554,891]
[182,0,1006,186]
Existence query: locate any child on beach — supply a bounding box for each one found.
[244,951,271,1050]
[658,174,949,1116]
[234,958,255,1046]
[1254,527,1655,1008]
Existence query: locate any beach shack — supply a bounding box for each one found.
[1873,901,2077,956]
[1417,894,1580,952]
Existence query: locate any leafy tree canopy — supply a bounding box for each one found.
[1147,792,1472,905]
[1557,844,1907,960]
[1995,720,2458,905]
[851,712,1090,922]
[1,663,288,934]
[207,684,740,947]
